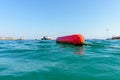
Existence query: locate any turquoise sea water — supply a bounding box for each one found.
[0,40,120,80]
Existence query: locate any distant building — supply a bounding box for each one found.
[0,36,25,40]
[0,37,16,40]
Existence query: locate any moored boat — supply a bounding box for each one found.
[41,36,52,40]
[107,36,120,40]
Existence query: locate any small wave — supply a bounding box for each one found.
[0,40,120,80]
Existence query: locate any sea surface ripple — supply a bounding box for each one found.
[0,40,120,80]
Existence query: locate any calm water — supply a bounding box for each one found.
[0,40,120,80]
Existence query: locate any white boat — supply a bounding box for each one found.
[41,36,52,40]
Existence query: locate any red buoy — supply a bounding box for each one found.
[56,34,85,45]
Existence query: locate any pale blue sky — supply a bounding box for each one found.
[0,0,120,39]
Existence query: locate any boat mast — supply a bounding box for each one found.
[106,28,109,38]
